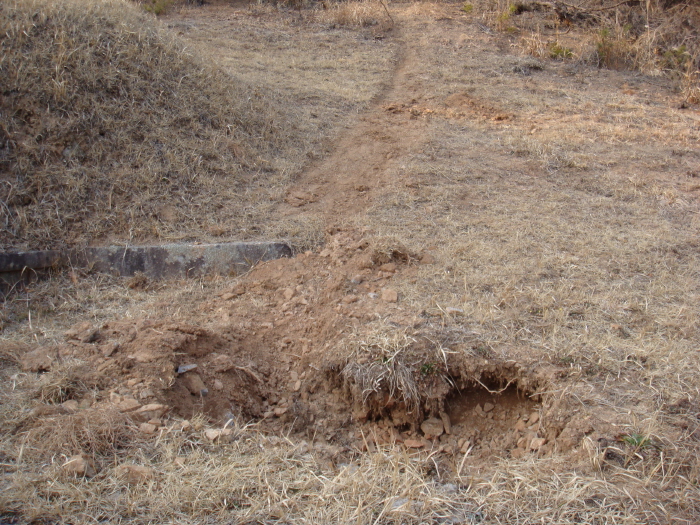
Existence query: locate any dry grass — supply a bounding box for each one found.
[467,0,700,100]
[0,0,310,252]
[2,1,700,523]
[318,0,389,28]
[2,412,698,523]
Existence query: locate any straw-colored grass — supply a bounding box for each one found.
[2,1,700,523]
[467,0,700,100]
[2,411,698,523]
[0,0,318,252]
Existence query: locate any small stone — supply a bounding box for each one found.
[177,364,198,374]
[139,389,155,400]
[101,342,119,357]
[213,379,224,391]
[61,400,79,412]
[368,292,379,299]
[439,411,452,435]
[379,263,397,273]
[283,288,295,301]
[460,440,472,454]
[483,402,495,413]
[64,321,100,343]
[147,419,162,427]
[420,253,435,264]
[134,403,168,422]
[273,407,288,417]
[530,437,546,451]
[293,380,302,392]
[116,464,155,484]
[182,373,208,397]
[381,288,398,303]
[117,398,141,412]
[404,438,426,449]
[514,419,527,432]
[342,294,359,304]
[350,275,364,284]
[205,429,222,441]
[110,392,123,403]
[511,448,526,459]
[127,378,140,387]
[19,346,56,372]
[473,404,483,415]
[263,411,275,419]
[290,371,299,382]
[62,454,96,477]
[139,423,157,434]
[529,412,540,425]
[420,417,444,438]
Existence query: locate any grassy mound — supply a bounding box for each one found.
[0,0,298,251]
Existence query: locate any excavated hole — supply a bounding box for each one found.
[150,325,566,462]
[443,378,542,458]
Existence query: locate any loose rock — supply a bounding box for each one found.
[139,422,157,434]
[421,417,444,439]
[530,437,546,451]
[116,464,155,484]
[62,454,96,477]
[381,288,398,303]
[440,411,452,435]
[116,398,141,413]
[182,373,208,397]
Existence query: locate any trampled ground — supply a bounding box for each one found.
[2,1,700,523]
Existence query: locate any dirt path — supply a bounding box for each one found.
[282,19,430,216]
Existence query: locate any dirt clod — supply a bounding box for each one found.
[62,454,96,478]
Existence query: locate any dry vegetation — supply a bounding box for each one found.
[2,0,700,523]
[470,0,700,101]
[0,0,392,252]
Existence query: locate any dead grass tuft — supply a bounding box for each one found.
[342,323,422,411]
[319,0,388,28]
[31,362,93,405]
[20,409,137,463]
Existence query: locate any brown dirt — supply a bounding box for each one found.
[2,1,700,523]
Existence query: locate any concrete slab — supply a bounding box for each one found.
[0,241,292,292]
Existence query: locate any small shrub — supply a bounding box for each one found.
[461,2,473,14]
[595,27,633,69]
[143,0,173,15]
[549,42,573,60]
[663,45,690,71]
[620,432,651,449]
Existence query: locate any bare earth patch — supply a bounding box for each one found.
[2,1,700,523]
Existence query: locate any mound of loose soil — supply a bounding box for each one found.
[0,0,303,252]
[9,230,587,465]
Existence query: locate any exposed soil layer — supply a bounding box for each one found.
[13,229,609,468]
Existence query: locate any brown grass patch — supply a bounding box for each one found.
[2,1,700,523]
[0,0,307,252]
[467,0,700,101]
